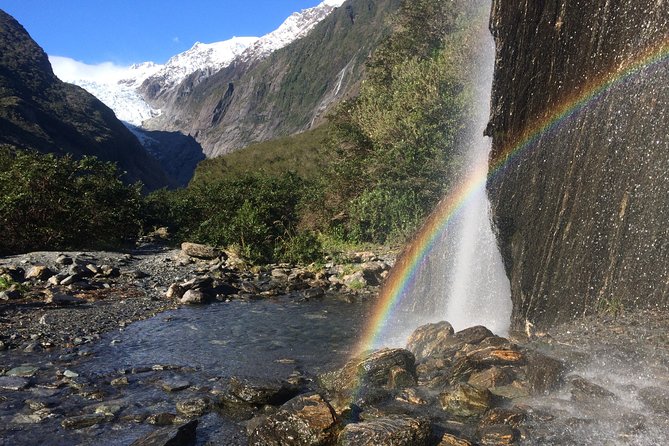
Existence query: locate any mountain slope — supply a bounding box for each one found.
[0,9,171,190]
[143,0,402,157]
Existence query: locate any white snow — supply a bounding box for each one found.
[50,0,343,127]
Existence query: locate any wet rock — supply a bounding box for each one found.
[182,242,220,260]
[248,393,337,446]
[147,413,177,426]
[227,376,300,406]
[440,383,493,418]
[388,365,418,389]
[570,376,617,402]
[337,415,431,446]
[61,413,108,429]
[7,365,39,377]
[477,425,518,445]
[524,351,564,394]
[320,348,416,394]
[0,376,30,390]
[479,407,527,428]
[302,287,325,299]
[438,433,473,446]
[360,261,389,286]
[637,387,669,414]
[26,265,54,280]
[131,419,198,446]
[406,321,455,361]
[468,366,515,389]
[176,397,209,417]
[111,376,129,386]
[161,379,191,392]
[455,326,494,345]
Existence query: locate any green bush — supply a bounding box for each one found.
[0,147,143,254]
[145,172,319,264]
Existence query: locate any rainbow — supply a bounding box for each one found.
[355,37,669,356]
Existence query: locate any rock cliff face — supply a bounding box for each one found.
[0,10,172,190]
[142,0,401,157]
[486,1,669,327]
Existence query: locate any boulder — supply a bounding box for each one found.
[181,242,220,260]
[0,376,30,390]
[477,425,518,446]
[337,415,431,446]
[25,265,54,280]
[176,397,209,417]
[130,419,198,446]
[165,283,186,300]
[440,383,493,418]
[570,376,617,402]
[44,291,85,305]
[320,348,416,393]
[226,376,300,406]
[0,289,22,300]
[406,321,455,361]
[180,289,209,305]
[248,393,337,446]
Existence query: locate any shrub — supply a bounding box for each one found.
[0,147,143,254]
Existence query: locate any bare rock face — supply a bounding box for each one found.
[487,0,669,327]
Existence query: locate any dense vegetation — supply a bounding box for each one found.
[0,146,143,255]
[1,0,489,264]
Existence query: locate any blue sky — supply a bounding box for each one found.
[0,0,327,64]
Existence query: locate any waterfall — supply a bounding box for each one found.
[378,4,511,346]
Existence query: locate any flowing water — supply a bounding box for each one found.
[374,7,511,347]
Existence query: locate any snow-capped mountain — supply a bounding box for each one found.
[241,0,346,61]
[50,0,344,127]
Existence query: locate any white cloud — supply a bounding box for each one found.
[49,55,132,84]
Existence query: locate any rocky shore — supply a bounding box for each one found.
[0,243,393,352]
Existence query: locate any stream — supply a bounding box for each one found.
[0,296,374,445]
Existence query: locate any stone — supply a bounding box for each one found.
[468,366,515,389]
[63,369,79,378]
[56,254,74,266]
[0,376,30,390]
[320,348,417,394]
[176,397,209,417]
[454,326,494,345]
[100,264,120,277]
[248,394,338,446]
[61,413,107,429]
[570,376,617,402]
[302,287,325,299]
[406,321,455,361]
[479,407,527,428]
[166,283,186,300]
[7,365,39,377]
[227,376,299,406]
[0,289,22,300]
[181,242,220,260]
[26,265,54,280]
[146,413,177,426]
[524,351,564,394]
[477,425,518,446]
[130,419,198,446]
[438,434,473,446]
[337,415,431,446]
[44,291,85,305]
[180,289,209,304]
[440,383,493,418]
[388,365,418,389]
[111,376,129,387]
[59,275,80,286]
[161,379,191,392]
[343,270,367,289]
[638,386,669,414]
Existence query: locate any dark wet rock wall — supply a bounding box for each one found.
[486,0,669,327]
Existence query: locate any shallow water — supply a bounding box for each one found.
[0,296,375,445]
